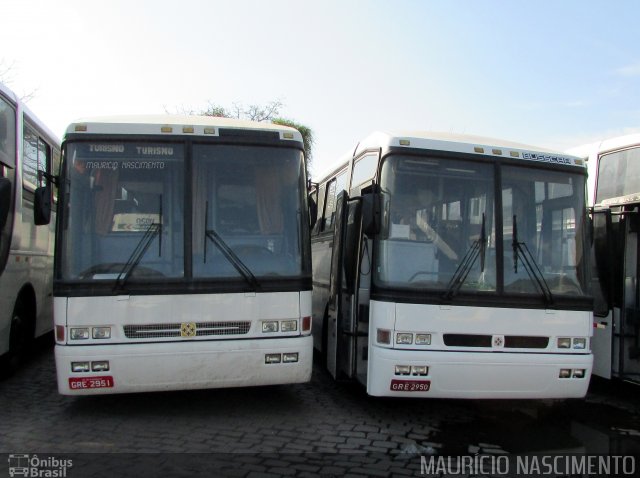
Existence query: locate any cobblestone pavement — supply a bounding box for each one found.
[1,340,640,477]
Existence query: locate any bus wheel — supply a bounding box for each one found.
[0,306,28,378]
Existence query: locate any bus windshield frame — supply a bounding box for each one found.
[56,138,311,294]
[373,153,591,307]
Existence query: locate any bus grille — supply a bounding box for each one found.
[443,334,549,349]
[123,321,251,339]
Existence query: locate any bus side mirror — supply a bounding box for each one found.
[309,194,318,229]
[0,178,10,231]
[361,184,381,237]
[34,185,52,226]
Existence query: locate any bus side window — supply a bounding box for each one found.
[323,170,348,232]
[351,153,377,193]
[52,148,61,204]
[22,124,50,192]
[0,97,16,170]
[322,179,337,231]
[312,184,326,236]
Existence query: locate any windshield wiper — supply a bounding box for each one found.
[113,195,163,292]
[443,213,486,300]
[203,201,259,291]
[114,222,162,292]
[512,214,553,306]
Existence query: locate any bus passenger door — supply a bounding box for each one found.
[326,191,363,380]
[591,209,614,379]
[617,207,640,381]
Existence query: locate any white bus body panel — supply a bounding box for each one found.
[0,86,57,356]
[55,292,313,395]
[367,301,593,398]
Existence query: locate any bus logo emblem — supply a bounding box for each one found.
[181,322,197,337]
[493,335,504,348]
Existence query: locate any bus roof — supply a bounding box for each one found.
[64,114,303,143]
[0,82,60,145]
[355,130,581,164]
[568,133,640,160]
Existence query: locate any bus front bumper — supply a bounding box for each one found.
[55,335,312,395]
[367,345,593,399]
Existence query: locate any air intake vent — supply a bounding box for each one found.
[443,334,550,349]
[504,336,549,349]
[124,321,251,339]
[443,334,492,347]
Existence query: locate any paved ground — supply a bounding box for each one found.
[1,339,640,477]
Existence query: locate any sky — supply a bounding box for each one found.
[2,0,640,177]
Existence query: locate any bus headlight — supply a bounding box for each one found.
[92,327,111,339]
[281,320,298,332]
[265,353,281,364]
[91,361,110,372]
[572,338,587,350]
[395,365,411,375]
[415,334,431,345]
[70,328,90,340]
[396,333,413,345]
[557,337,571,349]
[283,353,299,363]
[262,321,279,333]
[412,365,429,376]
[71,362,90,372]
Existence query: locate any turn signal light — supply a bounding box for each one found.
[377,329,391,345]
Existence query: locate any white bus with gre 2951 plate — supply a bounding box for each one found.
[47,115,313,395]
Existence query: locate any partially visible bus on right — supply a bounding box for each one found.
[569,133,640,383]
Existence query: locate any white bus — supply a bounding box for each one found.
[0,82,60,376]
[568,134,640,383]
[46,115,313,394]
[310,131,593,398]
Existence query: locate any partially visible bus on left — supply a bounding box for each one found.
[0,82,60,375]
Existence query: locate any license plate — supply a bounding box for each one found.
[69,376,114,390]
[390,379,430,392]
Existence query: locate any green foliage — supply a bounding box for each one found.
[197,100,314,176]
[272,117,314,165]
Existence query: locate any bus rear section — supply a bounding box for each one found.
[53,116,313,395]
[312,131,593,398]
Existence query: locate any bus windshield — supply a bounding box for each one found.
[376,155,496,293]
[375,154,589,298]
[59,141,307,283]
[596,147,640,204]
